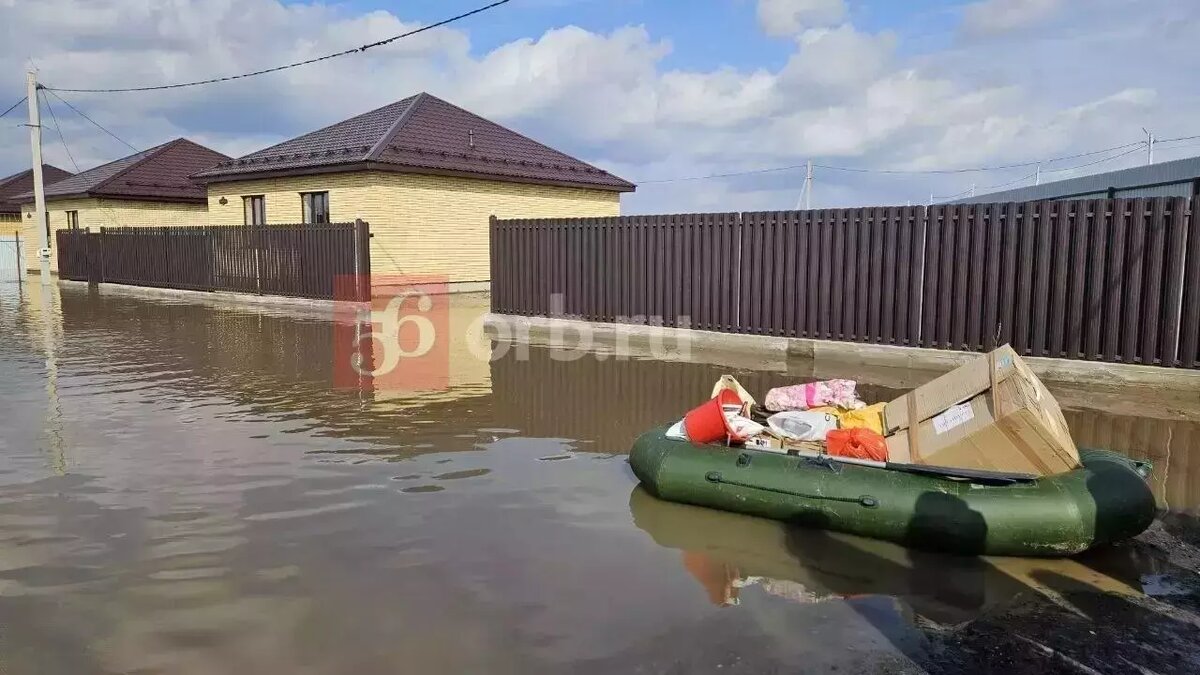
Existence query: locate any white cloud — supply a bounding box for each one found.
[757,0,847,37]
[961,0,1066,36]
[0,0,1196,213]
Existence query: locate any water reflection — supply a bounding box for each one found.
[0,282,1195,673]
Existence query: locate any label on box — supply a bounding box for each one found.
[932,402,974,434]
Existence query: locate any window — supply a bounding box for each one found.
[301,192,330,224]
[243,195,266,226]
[65,210,79,230]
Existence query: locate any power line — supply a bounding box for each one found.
[935,145,1145,202]
[638,162,810,184]
[1156,134,1200,144]
[635,140,1148,184]
[38,89,80,173]
[979,169,1040,192]
[43,0,512,93]
[813,141,1145,175]
[43,89,139,153]
[1040,144,1144,174]
[1,96,27,119]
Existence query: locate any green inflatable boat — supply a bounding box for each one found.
[629,427,1157,557]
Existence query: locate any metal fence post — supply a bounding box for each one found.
[353,219,370,302]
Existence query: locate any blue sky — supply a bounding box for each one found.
[2,0,1199,211]
[281,0,962,69]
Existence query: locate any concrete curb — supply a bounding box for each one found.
[57,279,351,318]
[483,313,1200,391]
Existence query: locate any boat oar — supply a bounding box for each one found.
[786,449,1038,485]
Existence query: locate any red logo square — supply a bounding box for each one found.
[333,274,450,391]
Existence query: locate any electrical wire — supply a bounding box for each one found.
[635,140,1148,184]
[813,141,1145,175]
[43,89,138,153]
[43,0,512,93]
[935,144,1147,202]
[1039,144,1144,174]
[1156,134,1200,144]
[979,169,1041,191]
[638,162,810,184]
[38,90,80,173]
[0,96,27,119]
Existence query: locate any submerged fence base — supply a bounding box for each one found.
[491,197,1200,369]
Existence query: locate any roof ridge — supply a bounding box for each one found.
[75,141,166,193]
[227,95,421,167]
[96,139,185,192]
[0,171,23,190]
[418,94,621,179]
[367,92,427,161]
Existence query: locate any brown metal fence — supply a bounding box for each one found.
[491,196,1200,368]
[56,221,371,301]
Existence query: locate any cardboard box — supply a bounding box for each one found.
[883,345,1080,476]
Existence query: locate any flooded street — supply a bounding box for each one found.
[1,282,1198,674]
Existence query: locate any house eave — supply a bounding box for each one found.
[16,191,209,206]
[195,161,637,193]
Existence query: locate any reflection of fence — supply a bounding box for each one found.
[56,222,371,300]
[1065,409,1200,513]
[492,197,1200,368]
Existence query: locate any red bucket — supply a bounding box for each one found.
[684,389,746,444]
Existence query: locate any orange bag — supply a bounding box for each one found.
[826,428,888,462]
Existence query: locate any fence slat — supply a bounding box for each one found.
[1065,201,1090,359]
[1160,199,1189,367]
[1179,198,1200,368]
[1140,198,1169,365]
[1122,199,1147,363]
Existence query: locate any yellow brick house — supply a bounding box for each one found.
[16,139,230,272]
[192,93,635,290]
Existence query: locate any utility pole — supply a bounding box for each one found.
[1034,164,1041,186]
[1143,128,1155,165]
[795,160,814,210]
[26,69,49,283]
[969,183,977,198]
[804,160,813,210]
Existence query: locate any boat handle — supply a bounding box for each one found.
[704,471,879,508]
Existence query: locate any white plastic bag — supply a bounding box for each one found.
[766,410,838,442]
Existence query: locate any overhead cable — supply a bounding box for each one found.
[44,89,139,153]
[0,96,27,119]
[636,140,1148,184]
[813,141,1145,175]
[42,0,512,93]
[1039,144,1145,174]
[638,162,810,184]
[38,89,80,172]
[1156,134,1200,144]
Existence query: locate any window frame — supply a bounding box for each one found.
[65,210,79,230]
[300,191,330,225]
[242,195,266,226]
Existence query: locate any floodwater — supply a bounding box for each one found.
[0,282,1197,674]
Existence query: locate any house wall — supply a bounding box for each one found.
[205,170,622,283]
[18,197,208,271]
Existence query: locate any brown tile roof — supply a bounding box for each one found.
[14,139,230,204]
[0,165,74,213]
[194,93,635,192]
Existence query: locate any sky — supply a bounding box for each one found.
[0,0,1198,213]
